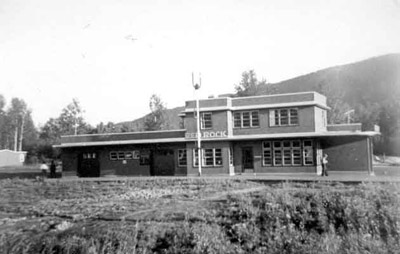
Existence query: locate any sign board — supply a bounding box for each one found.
[185,131,227,139]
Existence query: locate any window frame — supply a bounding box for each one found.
[177,149,187,167]
[233,110,260,128]
[262,139,314,167]
[303,140,314,165]
[270,108,299,127]
[193,148,223,167]
[200,112,213,129]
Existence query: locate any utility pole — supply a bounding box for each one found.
[192,72,202,176]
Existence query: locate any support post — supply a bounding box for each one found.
[196,92,202,176]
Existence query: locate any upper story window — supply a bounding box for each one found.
[201,112,212,129]
[269,108,299,126]
[233,111,259,128]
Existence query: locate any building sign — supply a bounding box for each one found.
[185,131,227,139]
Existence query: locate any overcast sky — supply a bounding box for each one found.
[1,0,399,127]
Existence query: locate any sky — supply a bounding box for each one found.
[1,0,400,127]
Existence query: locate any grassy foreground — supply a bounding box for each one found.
[0,178,399,254]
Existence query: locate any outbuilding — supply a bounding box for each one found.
[0,149,27,168]
[56,92,379,177]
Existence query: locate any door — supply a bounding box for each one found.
[242,147,254,172]
[153,149,175,176]
[78,152,100,177]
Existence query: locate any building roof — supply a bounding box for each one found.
[55,130,380,148]
[183,91,330,114]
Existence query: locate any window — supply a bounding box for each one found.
[292,141,301,165]
[251,111,259,126]
[201,113,212,129]
[283,141,292,165]
[262,140,313,167]
[290,109,299,125]
[125,151,133,160]
[193,148,223,167]
[303,140,314,165]
[110,152,118,160]
[83,153,96,160]
[233,112,241,128]
[262,141,272,166]
[242,112,251,127]
[270,108,299,126]
[233,111,259,128]
[178,149,187,167]
[117,152,125,160]
[109,151,140,161]
[193,149,199,167]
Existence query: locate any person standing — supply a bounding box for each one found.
[50,160,56,178]
[40,161,49,178]
[321,154,329,176]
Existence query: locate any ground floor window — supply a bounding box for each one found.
[178,149,187,167]
[193,148,223,167]
[262,140,314,166]
[110,151,139,161]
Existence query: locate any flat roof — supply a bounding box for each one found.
[55,131,380,148]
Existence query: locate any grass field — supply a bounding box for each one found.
[0,178,399,253]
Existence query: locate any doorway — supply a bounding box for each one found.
[78,152,100,177]
[152,149,175,176]
[242,147,254,172]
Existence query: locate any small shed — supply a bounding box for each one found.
[0,150,27,167]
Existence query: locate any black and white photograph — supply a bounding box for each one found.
[0,0,399,253]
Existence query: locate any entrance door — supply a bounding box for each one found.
[242,147,254,172]
[153,149,175,176]
[78,152,100,177]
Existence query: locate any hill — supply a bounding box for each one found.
[115,106,185,132]
[260,53,400,106]
[118,54,400,154]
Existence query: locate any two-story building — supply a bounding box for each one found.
[56,92,379,177]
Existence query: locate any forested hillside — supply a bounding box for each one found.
[122,54,400,155]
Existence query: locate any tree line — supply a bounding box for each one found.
[0,93,168,163]
[0,70,398,163]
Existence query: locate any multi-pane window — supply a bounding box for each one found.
[178,149,187,167]
[233,112,241,128]
[193,149,199,167]
[233,111,259,128]
[83,153,96,159]
[193,148,223,167]
[110,151,139,161]
[270,108,299,126]
[251,111,260,126]
[110,152,118,160]
[201,113,212,129]
[262,141,272,166]
[262,140,313,166]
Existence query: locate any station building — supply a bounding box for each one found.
[56,92,379,177]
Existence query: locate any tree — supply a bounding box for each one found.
[6,98,28,151]
[144,94,166,131]
[0,95,7,149]
[39,99,93,144]
[58,98,87,135]
[235,70,268,97]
